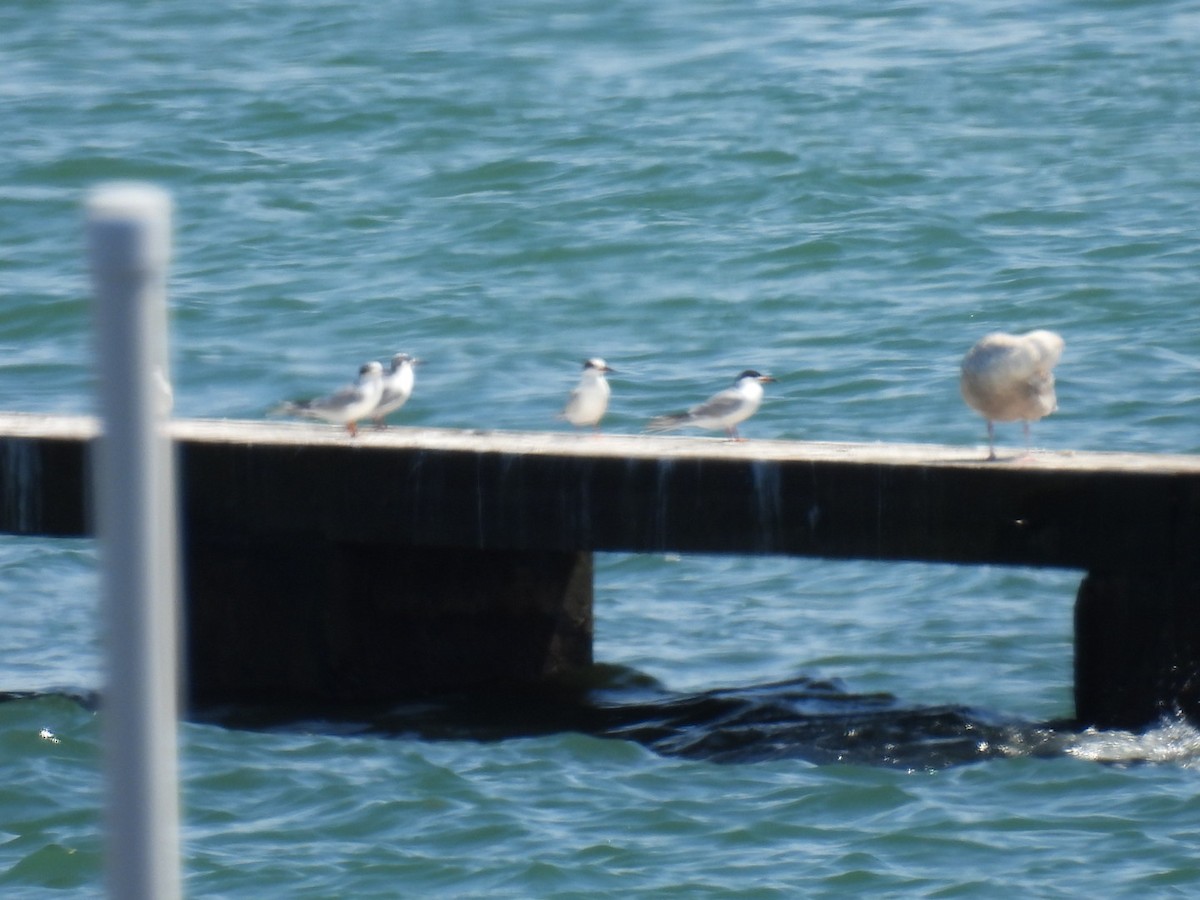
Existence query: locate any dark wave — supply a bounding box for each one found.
[183,667,1068,770]
[12,671,1200,769]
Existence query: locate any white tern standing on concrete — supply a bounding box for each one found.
[371,352,418,427]
[561,358,614,432]
[648,370,775,441]
[274,361,385,437]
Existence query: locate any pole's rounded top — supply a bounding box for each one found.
[86,182,173,275]
[86,182,173,225]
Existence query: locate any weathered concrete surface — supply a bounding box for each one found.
[3,413,1197,571]
[176,419,1200,577]
[1,412,1198,725]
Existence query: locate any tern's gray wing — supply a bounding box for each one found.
[310,383,363,412]
[377,386,408,410]
[688,387,744,420]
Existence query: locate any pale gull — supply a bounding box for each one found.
[960,329,1064,460]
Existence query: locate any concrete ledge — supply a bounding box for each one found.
[2,413,1198,571]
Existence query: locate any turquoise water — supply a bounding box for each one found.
[3,0,1200,894]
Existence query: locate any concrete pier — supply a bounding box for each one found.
[1,412,1197,728]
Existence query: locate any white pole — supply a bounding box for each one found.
[87,183,183,900]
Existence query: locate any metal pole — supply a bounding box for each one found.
[87,183,183,900]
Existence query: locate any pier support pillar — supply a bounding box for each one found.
[1074,570,1200,730]
[183,538,594,707]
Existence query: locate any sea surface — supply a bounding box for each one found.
[3,0,1200,895]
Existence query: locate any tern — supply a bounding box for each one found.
[647,369,775,440]
[273,360,384,437]
[960,329,1064,460]
[372,352,418,427]
[561,358,614,432]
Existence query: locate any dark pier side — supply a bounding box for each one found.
[1,412,1197,729]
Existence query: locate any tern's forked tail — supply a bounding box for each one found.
[646,412,689,433]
